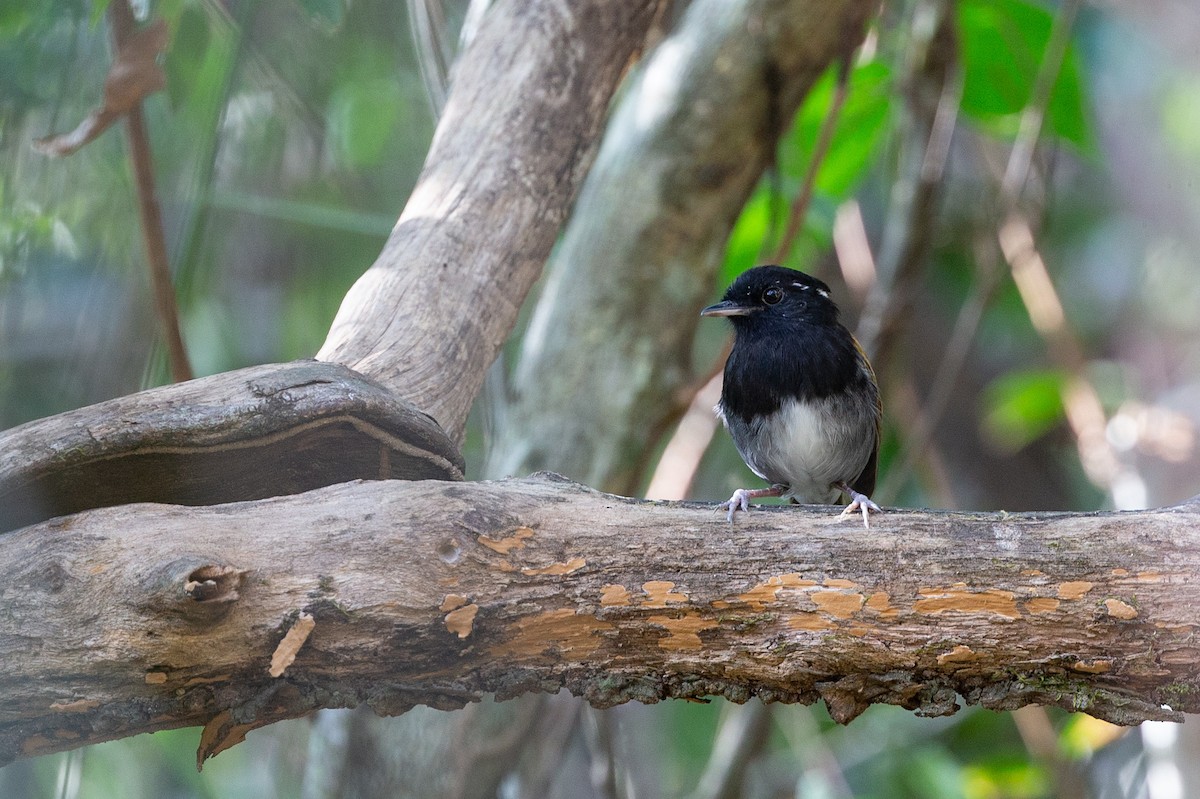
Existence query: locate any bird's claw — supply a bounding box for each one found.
[718,489,753,523]
[840,490,882,529]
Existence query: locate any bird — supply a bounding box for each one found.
[700,265,882,528]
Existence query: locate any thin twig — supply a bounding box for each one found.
[109,1,193,382]
[876,233,1001,504]
[985,0,1131,500]
[1000,0,1082,201]
[689,700,773,799]
[408,0,454,116]
[644,364,725,501]
[853,0,957,363]
[879,0,1086,502]
[772,59,851,265]
[583,707,630,799]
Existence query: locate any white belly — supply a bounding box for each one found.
[721,395,876,504]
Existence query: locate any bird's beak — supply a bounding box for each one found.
[700,300,754,317]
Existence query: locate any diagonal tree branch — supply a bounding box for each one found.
[3,477,1197,765]
[316,0,670,442]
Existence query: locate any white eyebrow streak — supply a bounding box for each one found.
[793,281,830,298]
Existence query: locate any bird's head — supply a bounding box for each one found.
[700,265,840,328]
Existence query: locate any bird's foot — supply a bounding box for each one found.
[718,489,753,523]
[718,485,786,523]
[837,484,881,529]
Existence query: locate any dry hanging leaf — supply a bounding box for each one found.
[196,709,258,770]
[34,19,169,157]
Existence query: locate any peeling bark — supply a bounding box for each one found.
[3,476,1198,765]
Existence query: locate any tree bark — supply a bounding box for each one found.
[3,475,1197,765]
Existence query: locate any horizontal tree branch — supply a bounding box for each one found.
[4,475,1198,765]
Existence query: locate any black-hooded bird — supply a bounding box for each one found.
[701,265,882,527]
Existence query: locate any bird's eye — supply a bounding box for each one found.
[762,287,783,305]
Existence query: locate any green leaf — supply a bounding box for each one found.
[982,368,1067,452]
[164,5,210,108]
[89,0,113,27]
[327,78,403,168]
[0,4,33,35]
[298,0,344,30]
[721,186,777,284]
[781,59,894,198]
[957,0,1092,148]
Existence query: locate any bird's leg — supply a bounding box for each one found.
[719,484,786,523]
[836,482,881,529]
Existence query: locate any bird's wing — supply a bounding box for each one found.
[849,335,881,497]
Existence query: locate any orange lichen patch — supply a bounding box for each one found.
[1021,569,1045,577]
[183,675,230,687]
[490,608,612,658]
[1111,568,1130,576]
[738,573,817,610]
[643,580,688,608]
[846,624,872,637]
[495,560,518,573]
[1105,598,1138,620]
[787,613,834,631]
[269,612,315,678]
[914,584,1020,620]
[1136,572,1164,582]
[811,591,864,619]
[600,584,632,607]
[1155,622,1196,632]
[50,699,100,713]
[521,557,587,577]
[445,604,480,638]
[478,526,535,554]
[710,600,732,610]
[647,613,719,650]
[864,591,898,617]
[440,594,469,612]
[823,578,859,589]
[937,645,983,666]
[1070,659,1112,674]
[144,672,168,685]
[1025,597,1060,614]
[1057,581,1094,600]
[22,735,51,756]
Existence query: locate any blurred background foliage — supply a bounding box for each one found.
[2,0,1200,796]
